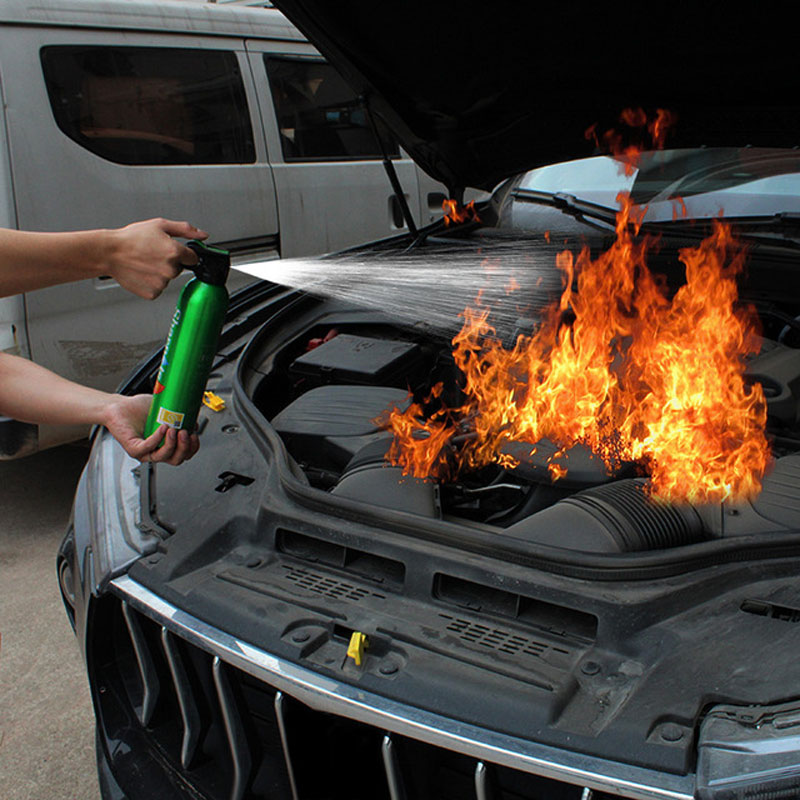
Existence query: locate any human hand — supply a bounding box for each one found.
[102,394,200,465]
[106,218,209,300]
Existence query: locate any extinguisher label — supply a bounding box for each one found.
[157,407,185,429]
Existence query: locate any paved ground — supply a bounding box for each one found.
[0,443,101,800]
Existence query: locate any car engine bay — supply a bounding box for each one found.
[248,241,800,559]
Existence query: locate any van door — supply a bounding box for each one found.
[245,40,422,257]
[0,28,277,409]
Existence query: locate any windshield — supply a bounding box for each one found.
[503,148,800,230]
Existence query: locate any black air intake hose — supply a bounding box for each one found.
[504,479,706,553]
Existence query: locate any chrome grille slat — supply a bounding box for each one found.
[113,576,697,800]
[382,733,407,800]
[475,760,496,800]
[274,691,300,800]
[121,600,160,726]
[212,656,252,800]
[160,627,201,769]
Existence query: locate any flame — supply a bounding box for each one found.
[672,196,688,221]
[443,199,481,227]
[385,193,770,504]
[648,108,678,149]
[585,107,678,176]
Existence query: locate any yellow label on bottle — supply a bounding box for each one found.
[157,407,185,429]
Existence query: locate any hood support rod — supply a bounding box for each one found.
[362,97,419,239]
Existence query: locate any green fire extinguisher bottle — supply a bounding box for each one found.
[144,240,230,438]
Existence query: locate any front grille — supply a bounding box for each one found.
[91,593,625,800]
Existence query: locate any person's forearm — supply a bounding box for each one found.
[0,228,115,296]
[0,353,199,465]
[0,352,113,427]
[0,218,207,299]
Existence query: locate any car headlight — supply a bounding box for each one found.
[697,701,800,799]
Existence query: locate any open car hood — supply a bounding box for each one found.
[271,0,800,195]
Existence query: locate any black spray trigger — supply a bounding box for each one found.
[187,240,231,286]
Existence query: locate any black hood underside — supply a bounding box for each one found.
[272,0,800,194]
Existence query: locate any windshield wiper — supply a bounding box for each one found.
[510,188,618,229]
[512,188,800,248]
[653,212,800,249]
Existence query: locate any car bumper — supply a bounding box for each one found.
[94,574,695,800]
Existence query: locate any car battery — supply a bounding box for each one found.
[290,333,424,387]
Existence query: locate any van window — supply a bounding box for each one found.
[40,46,255,165]
[265,56,398,160]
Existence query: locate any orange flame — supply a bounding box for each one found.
[648,108,678,149]
[443,199,481,227]
[672,196,688,221]
[585,107,678,176]
[385,194,770,504]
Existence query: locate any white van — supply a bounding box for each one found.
[0,0,452,456]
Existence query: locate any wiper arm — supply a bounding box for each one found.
[512,188,706,240]
[510,188,619,229]
[644,212,800,251]
[513,189,800,248]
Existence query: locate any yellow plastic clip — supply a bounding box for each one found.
[346,631,369,667]
[202,391,226,412]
